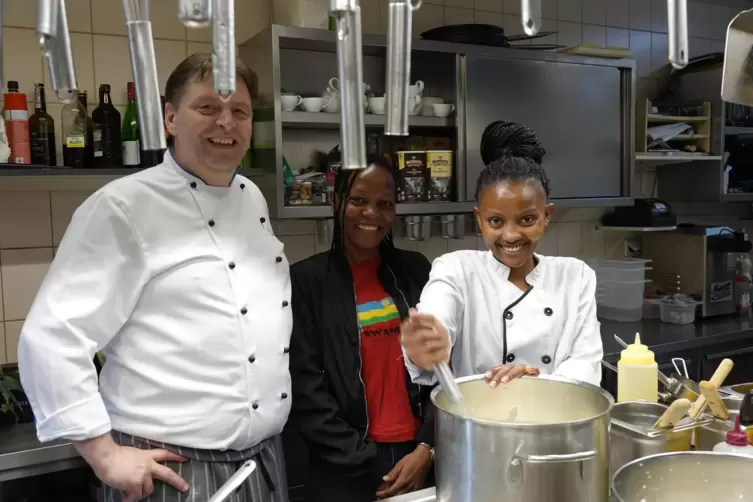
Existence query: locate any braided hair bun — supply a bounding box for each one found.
[480,121,545,165]
[476,121,551,200]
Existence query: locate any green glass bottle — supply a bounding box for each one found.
[122,81,140,167]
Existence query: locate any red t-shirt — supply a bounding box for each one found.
[351,257,418,443]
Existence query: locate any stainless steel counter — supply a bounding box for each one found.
[0,423,84,482]
[379,488,436,502]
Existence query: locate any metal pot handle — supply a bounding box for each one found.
[511,450,596,464]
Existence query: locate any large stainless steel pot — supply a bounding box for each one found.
[612,451,753,501]
[610,401,693,474]
[431,375,613,502]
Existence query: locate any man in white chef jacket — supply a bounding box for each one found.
[18,54,291,502]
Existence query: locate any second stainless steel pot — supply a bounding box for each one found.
[610,401,693,474]
[431,375,613,502]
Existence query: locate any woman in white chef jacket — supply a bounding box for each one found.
[401,120,603,387]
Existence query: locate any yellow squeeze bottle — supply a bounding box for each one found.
[617,333,658,403]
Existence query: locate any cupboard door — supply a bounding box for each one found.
[702,345,753,385]
[464,54,626,201]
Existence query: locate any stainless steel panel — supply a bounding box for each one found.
[464,55,624,201]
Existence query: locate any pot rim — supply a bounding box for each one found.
[610,451,753,502]
[429,373,614,428]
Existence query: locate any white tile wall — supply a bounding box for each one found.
[0,0,752,363]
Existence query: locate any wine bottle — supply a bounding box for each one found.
[29,83,56,166]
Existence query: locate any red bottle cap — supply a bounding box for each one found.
[726,416,749,447]
[127,82,136,101]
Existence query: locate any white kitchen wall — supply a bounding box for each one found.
[0,0,751,364]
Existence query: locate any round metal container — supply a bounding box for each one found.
[609,401,693,474]
[612,451,753,501]
[695,396,745,451]
[431,375,613,502]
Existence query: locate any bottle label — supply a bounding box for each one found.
[123,140,140,165]
[5,110,32,164]
[66,134,86,148]
[93,127,103,157]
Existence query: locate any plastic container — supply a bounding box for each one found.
[659,299,701,325]
[713,416,753,456]
[590,258,652,322]
[617,333,659,403]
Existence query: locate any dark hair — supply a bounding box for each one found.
[475,120,550,200]
[331,156,398,253]
[165,53,259,107]
[164,53,259,147]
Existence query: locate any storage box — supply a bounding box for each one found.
[659,300,701,325]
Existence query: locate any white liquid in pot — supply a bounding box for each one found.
[614,456,753,502]
[434,377,610,424]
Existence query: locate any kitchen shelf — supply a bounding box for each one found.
[637,99,712,157]
[646,114,710,123]
[0,166,262,191]
[280,111,454,129]
[635,154,722,166]
[278,201,476,219]
[597,225,677,232]
[725,126,753,135]
[722,192,753,202]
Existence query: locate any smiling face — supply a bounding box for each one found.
[165,75,252,180]
[339,165,397,262]
[475,179,554,268]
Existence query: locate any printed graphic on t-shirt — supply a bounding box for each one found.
[357,297,401,336]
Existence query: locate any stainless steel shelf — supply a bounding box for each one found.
[278,201,476,219]
[281,111,454,129]
[725,127,753,135]
[722,192,753,202]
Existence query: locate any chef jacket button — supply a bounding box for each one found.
[506,353,515,363]
[229,262,236,270]
[248,355,256,363]
[283,346,290,354]
[252,403,259,410]
[282,300,289,307]
[190,181,197,189]
[504,311,513,320]
[241,307,248,315]
[544,307,553,316]
[260,217,266,224]
[240,183,246,190]
[541,355,552,364]
[208,219,216,227]
[281,392,288,399]
[276,256,282,263]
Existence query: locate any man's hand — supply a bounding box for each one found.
[485,364,540,387]
[400,309,450,371]
[74,434,189,501]
[375,445,432,499]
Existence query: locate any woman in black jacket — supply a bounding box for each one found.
[289,156,435,502]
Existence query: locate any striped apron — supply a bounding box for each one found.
[101,431,289,502]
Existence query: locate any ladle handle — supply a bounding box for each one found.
[435,362,463,403]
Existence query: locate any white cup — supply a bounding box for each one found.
[408,81,425,97]
[421,96,443,106]
[302,97,329,112]
[323,98,340,113]
[432,103,455,118]
[281,94,302,112]
[420,97,442,116]
[368,96,386,114]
